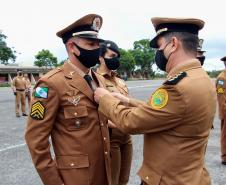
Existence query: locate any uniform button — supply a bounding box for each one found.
[75,120,81,128]
[70,163,75,166]
[100,122,104,126]
[103,137,107,141]
[74,112,78,116]
[105,151,108,155]
[145,176,149,180]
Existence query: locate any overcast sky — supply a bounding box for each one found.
[1,0,226,71]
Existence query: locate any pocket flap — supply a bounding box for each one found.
[137,165,161,185]
[56,154,89,169]
[64,106,88,119]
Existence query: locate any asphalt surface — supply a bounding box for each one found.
[0,80,225,185]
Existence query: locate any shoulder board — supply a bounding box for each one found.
[164,71,187,85]
[45,67,62,79]
[112,71,120,78]
[116,77,126,86]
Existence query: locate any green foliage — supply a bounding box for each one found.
[57,59,67,66]
[207,70,222,78]
[117,48,135,77]
[154,72,167,79]
[34,49,58,68]
[0,83,11,87]
[0,32,16,65]
[130,39,156,78]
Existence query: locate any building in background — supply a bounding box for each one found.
[0,64,51,84]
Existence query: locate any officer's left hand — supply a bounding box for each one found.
[94,88,111,103]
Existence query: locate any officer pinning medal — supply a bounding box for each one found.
[94,17,216,185]
[15,11,223,185]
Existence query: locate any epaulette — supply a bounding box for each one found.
[45,67,62,79]
[164,71,187,85]
[117,78,126,86]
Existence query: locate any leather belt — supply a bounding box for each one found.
[16,89,25,91]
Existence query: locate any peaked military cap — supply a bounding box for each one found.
[100,40,120,57]
[56,14,104,43]
[221,56,226,61]
[150,17,205,48]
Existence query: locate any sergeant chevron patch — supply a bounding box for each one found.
[30,101,45,120]
[164,72,187,85]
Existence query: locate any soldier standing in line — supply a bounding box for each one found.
[12,69,28,117]
[96,40,132,185]
[216,56,226,165]
[23,73,32,107]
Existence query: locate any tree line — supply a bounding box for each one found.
[33,39,157,79]
[0,32,223,79]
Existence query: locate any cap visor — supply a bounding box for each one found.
[150,35,159,48]
[77,35,104,42]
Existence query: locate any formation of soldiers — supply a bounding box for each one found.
[11,69,31,117]
[22,14,226,185]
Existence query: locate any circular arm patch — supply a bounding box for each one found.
[150,88,168,109]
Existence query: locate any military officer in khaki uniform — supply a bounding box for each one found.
[25,14,111,185]
[216,56,226,165]
[96,40,132,185]
[197,39,206,65]
[94,18,216,185]
[12,69,28,117]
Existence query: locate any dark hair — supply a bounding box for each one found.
[163,32,199,54]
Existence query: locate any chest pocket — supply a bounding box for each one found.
[115,78,128,95]
[64,106,88,130]
[118,84,128,95]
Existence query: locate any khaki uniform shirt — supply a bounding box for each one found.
[96,68,128,96]
[98,60,216,185]
[25,61,111,185]
[216,70,226,119]
[12,76,27,91]
[96,68,131,141]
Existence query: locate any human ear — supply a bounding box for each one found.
[171,37,179,52]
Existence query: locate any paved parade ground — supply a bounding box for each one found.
[0,80,225,185]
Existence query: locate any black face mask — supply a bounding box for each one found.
[18,72,22,76]
[155,42,171,71]
[73,43,100,68]
[104,57,120,70]
[197,56,205,66]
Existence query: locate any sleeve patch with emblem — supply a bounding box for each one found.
[30,101,45,120]
[218,80,224,86]
[150,88,168,109]
[217,87,224,94]
[34,87,49,99]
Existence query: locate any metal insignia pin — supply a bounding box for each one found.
[67,96,81,106]
[69,71,74,76]
[92,17,101,31]
[72,96,80,106]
